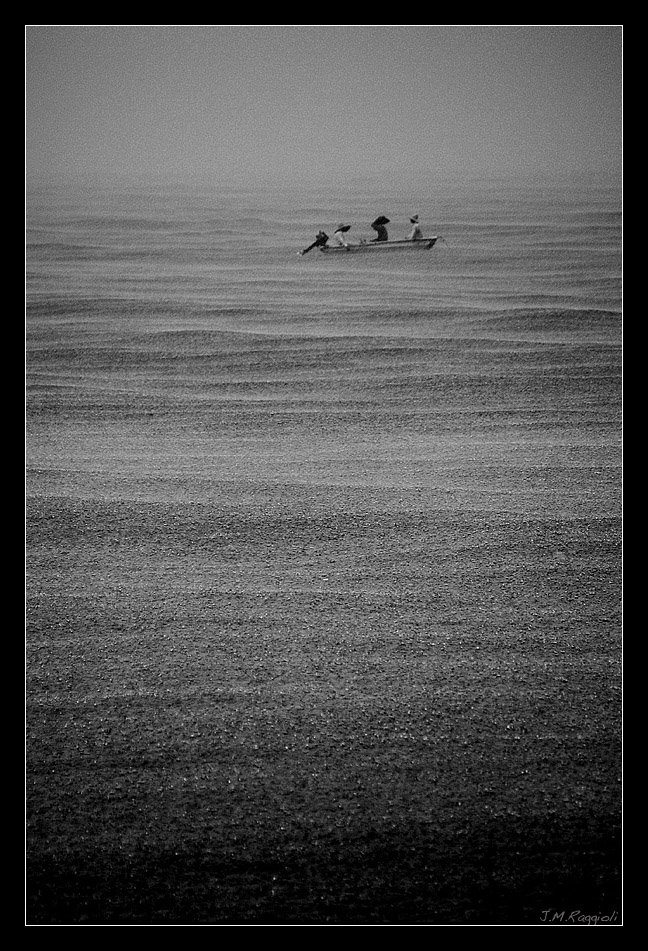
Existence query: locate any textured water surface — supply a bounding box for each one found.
[26,178,622,924]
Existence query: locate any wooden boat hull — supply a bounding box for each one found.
[319,237,438,254]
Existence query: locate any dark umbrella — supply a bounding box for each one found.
[371,216,390,227]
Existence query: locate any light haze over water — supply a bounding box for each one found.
[26,25,622,189]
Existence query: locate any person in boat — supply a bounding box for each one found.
[371,216,390,242]
[299,230,329,255]
[407,214,423,240]
[334,224,351,248]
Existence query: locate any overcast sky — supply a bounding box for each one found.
[25,25,622,187]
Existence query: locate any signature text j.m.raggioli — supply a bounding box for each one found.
[540,909,619,925]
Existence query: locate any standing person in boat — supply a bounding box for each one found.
[334,224,352,248]
[407,214,423,240]
[370,216,390,242]
[299,230,329,255]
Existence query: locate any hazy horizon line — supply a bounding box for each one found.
[26,163,621,193]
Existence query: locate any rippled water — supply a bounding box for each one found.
[26,178,621,507]
[25,177,622,924]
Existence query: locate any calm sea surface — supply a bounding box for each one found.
[25,178,622,924]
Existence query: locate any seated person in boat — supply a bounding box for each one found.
[334,224,351,247]
[407,214,423,240]
[371,216,390,241]
[299,230,329,255]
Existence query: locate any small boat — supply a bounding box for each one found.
[319,237,438,253]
